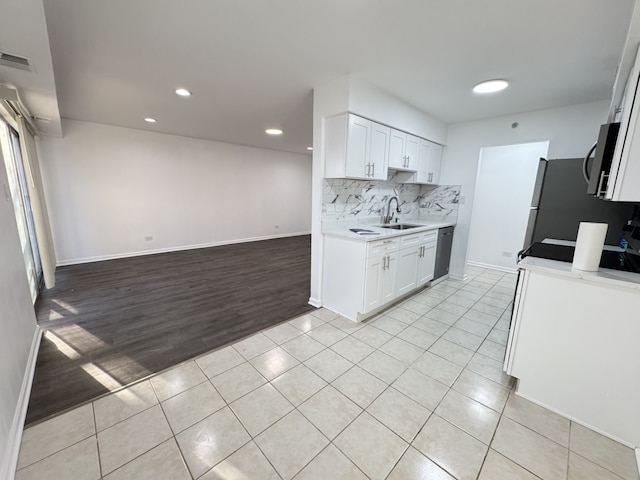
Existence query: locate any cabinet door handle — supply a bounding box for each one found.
[371,163,375,177]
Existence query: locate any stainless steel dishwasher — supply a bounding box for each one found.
[434,226,454,280]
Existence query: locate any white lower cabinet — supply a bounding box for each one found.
[322,229,439,322]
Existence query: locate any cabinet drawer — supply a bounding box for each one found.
[367,238,400,257]
[400,233,421,249]
[420,230,437,243]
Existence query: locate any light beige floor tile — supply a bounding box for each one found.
[281,334,326,362]
[453,317,493,337]
[309,307,340,322]
[435,390,500,444]
[492,416,568,480]
[161,381,225,433]
[303,348,353,382]
[334,412,408,480]
[443,294,477,309]
[232,333,277,360]
[568,451,628,480]
[424,307,460,326]
[401,298,433,314]
[442,327,484,351]
[472,301,505,317]
[391,368,448,410]
[462,309,498,327]
[288,313,325,333]
[569,422,639,480]
[436,302,469,317]
[452,369,510,412]
[94,380,158,432]
[387,446,455,480]
[272,364,327,406]
[15,437,100,480]
[196,346,245,378]
[98,405,173,475]
[249,346,299,380]
[411,293,445,308]
[366,387,431,442]
[486,327,509,345]
[503,392,570,446]
[412,414,487,480]
[351,324,393,348]
[331,366,387,408]
[230,383,293,436]
[412,351,463,386]
[386,307,421,324]
[367,314,409,335]
[396,325,438,349]
[263,322,303,345]
[150,361,207,401]
[307,323,348,347]
[175,406,250,478]
[103,439,190,480]
[466,352,514,387]
[298,386,362,440]
[428,338,475,366]
[17,403,95,469]
[412,317,450,336]
[379,337,425,365]
[210,361,266,403]
[330,335,375,363]
[329,316,366,333]
[359,350,406,384]
[295,444,368,480]
[255,410,329,480]
[478,449,539,479]
[477,339,506,362]
[200,441,280,480]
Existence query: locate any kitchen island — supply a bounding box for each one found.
[505,255,640,449]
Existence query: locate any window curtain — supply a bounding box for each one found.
[16,116,57,289]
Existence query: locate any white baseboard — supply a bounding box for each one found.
[1,326,42,480]
[308,297,321,308]
[56,231,312,266]
[448,273,467,281]
[467,261,518,274]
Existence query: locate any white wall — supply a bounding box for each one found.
[441,100,610,279]
[0,152,38,480]
[38,120,312,265]
[467,142,549,271]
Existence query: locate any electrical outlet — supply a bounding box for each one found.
[502,251,512,257]
[145,236,153,241]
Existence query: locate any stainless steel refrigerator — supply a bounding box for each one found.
[524,158,637,248]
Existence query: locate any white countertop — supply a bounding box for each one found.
[518,256,640,290]
[322,217,455,242]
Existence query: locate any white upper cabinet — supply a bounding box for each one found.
[324,113,389,181]
[605,46,640,201]
[407,139,442,185]
[389,129,419,171]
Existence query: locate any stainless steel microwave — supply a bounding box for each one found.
[585,122,620,196]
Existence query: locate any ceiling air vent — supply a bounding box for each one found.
[0,51,31,72]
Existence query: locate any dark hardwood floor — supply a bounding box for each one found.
[28,235,314,426]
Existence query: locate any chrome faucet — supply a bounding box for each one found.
[383,196,401,224]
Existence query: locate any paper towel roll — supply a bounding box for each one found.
[572,222,608,271]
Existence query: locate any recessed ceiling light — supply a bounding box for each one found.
[175,88,192,97]
[265,128,283,135]
[473,79,509,94]
[144,117,157,123]
[307,147,313,151]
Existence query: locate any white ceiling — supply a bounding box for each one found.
[1,0,636,154]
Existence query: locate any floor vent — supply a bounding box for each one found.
[0,51,32,71]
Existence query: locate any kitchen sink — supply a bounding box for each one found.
[379,223,423,230]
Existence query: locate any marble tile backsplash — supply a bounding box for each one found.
[322,174,460,221]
